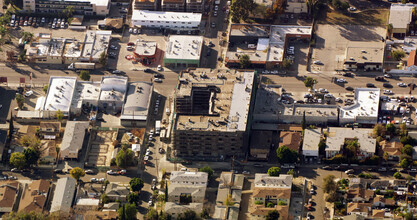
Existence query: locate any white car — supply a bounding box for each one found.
[398,82,407,87]
[214,5,218,10]
[154,78,162,83]
[336,78,347,83]
[157,65,163,71]
[129,28,133,33]
[106,170,118,175]
[345,169,354,174]
[90,178,98,182]
[383,90,393,95]
[313,60,323,65]
[348,7,357,11]
[24,90,33,97]
[133,28,138,34]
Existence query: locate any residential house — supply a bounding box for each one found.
[349,178,370,189]
[83,183,103,198]
[372,209,386,219]
[168,171,208,204]
[103,202,119,212]
[213,172,245,220]
[347,203,371,217]
[0,180,20,213]
[279,131,302,153]
[39,121,61,139]
[60,121,89,160]
[250,131,273,160]
[302,128,321,159]
[50,177,77,213]
[105,183,130,202]
[74,198,100,212]
[346,187,375,203]
[369,180,391,190]
[372,195,395,208]
[82,210,118,220]
[251,174,292,219]
[164,202,203,219]
[39,140,57,164]
[380,140,403,161]
[18,180,51,213]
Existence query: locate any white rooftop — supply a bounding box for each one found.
[389,4,416,29]
[302,128,321,157]
[81,30,112,60]
[64,0,109,6]
[76,198,100,206]
[99,76,128,102]
[326,127,376,154]
[71,81,101,109]
[132,10,202,23]
[44,77,77,112]
[121,82,153,121]
[227,71,254,132]
[165,35,203,61]
[170,171,208,185]
[254,174,292,188]
[135,40,157,56]
[340,88,380,122]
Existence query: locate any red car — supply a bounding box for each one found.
[127,42,135,46]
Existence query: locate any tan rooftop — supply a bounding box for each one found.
[0,180,19,212]
[18,180,50,213]
[380,140,403,156]
[253,187,291,199]
[279,131,302,152]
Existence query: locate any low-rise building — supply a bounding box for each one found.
[372,195,395,208]
[339,88,380,125]
[343,42,385,71]
[131,10,202,30]
[347,203,371,217]
[325,127,376,159]
[60,121,90,160]
[347,187,375,203]
[99,76,128,111]
[380,140,403,161]
[133,40,158,65]
[74,198,100,212]
[279,131,302,153]
[186,0,204,12]
[164,202,203,218]
[39,121,61,139]
[105,183,130,202]
[302,128,321,159]
[213,172,244,220]
[39,140,57,164]
[162,0,185,11]
[249,131,273,160]
[251,174,292,219]
[388,4,416,37]
[82,210,118,220]
[168,171,208,203]
[0,180,20,213]
[50,177,77,213]
[285,0,307,13]
[120,82,153,127]
[23,0,110,16]
[164,35,203,68]
[18,180,50,213]
[134,0,158,10]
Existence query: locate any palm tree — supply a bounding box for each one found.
[63,6,75,18]
[305,0,319,16]
[387,23,393,39]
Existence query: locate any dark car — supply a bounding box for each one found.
[154,73,164,78]
[383,83,392,88]
[366,83,375,88]
[144,68,153,73]
[342,72,353,77]
[346,86,354,91]
[375,76,385,81]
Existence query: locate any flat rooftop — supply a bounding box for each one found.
[175,69,254,132]
[134,40,157,56]
[99,76,128,102]
[230,24,270,37]
[71,81,101,109]
[165,35,203,61]
[44,77,77,112]
[302,128,321,156]
[63,39,83,58]
[344,42,384,64]
[81,30,112,60]
[340,88,380,120]
[283,104,338,118]
[121,82,153,121]
[64,0,109,7]
[388,4,415,29]
[132,10,202,23]
[326,127,376,153]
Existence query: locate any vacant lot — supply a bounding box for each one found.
[86,129,117,167]
[318,6,389,26]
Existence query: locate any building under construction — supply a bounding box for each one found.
[172,68,256,160]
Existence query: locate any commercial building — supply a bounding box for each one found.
[50,177,76,213]
[339,88,380,125]
[134,0,158,10]
[18,180,50,213]
[23,0,110,16]
[121,82,153,127]
[133,40,158,65]
[81,30,112,63]
[70,81,101,115]
[325,127,376,159]
[186,0,204,12]
[162,0,185,11]
[60,121,90,160]
[164,35,203,68]
[173,69,255,160]
[343,42,385,71]
[388,4,416,37]
[43,76,77,116]
[251,174,292,219]
[285,0,307,13]
[302,128,321,158]
[98,76,128,111]
[131,10,202,30]
[249,131,273,160]
[225,24,312,69]
[0,180,20,213]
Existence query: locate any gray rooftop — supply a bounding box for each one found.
[170,171,208,185]
[50,177,76,213]
[254,174,292,188]
[326,127,376,154]
[121,82,153,121]
[302,128,321,157]
[388,4,416,29]
[60,121,89,158]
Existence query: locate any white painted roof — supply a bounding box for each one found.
[254,174,292,188]
[165,35,203,61]
[170,171,208,185]
[132,10,202,23]
[44,77,77,112]
[99,76,128,102]
[65,0,109,7]
[302,128,321,157]
[71,81,101,109]
[340,88,380,120]
[326,127,376,154]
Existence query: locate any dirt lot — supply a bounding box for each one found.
[86,129,117,167]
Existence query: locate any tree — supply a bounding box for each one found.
[282,58,292,69]
[265,210,280,220]
[405,212,414,220]
[394,172,402,179]
[118,203,137,220]
[177,209,200,220]
[231,0,256,23]
[10,152,26,169]
[392,50,406,61]
[323,175,337,193]
[387,24,393,38]
[304,77,317,89]
[239,54,251,68]
[79,70,91,81]
[99,52,107,66]
[56,109,64,121]
[43,85,48,94]
[130,177,144,192]
[386,123,396,135]
[116,146,134,168]
[400,158,410,169]
[21,32,34,43]
[287,169,297,177]
[70,167,85,181]
[146,207,158,220]
[160,211,172,220]
[267,167,281,176]
[63,6,75,18]
[15,94,24,109]
[20,135,40,149]
[318,140,326,156]
[3,211,46,220]
[100,193,110,204]
[401,135,414,145]
[373,124,386,137]
[301,111,306,130]
[128,192,140,205]
[400,123,408,137]
[23,147,39,167]
[276,145,298,164]
[403,144,413,156]
[199,166,214,179]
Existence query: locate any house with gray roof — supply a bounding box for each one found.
[60,121,89,160]
[105,183,130,202]
[50,177,76,213]
[302,128,321,158]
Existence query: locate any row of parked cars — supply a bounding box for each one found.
[10,15,68,29]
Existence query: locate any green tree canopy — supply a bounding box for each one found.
[15,94,24,109]
[116,146,134,168]
[23,147,39,167]
[304,77,317,89]
[267,167,281,176]
[199,166,214,179]
[393,172,402,179]
[239,54,251,68]
[403,144,413,156]
[130,177,144,192]
[146,207,158,220]
[400,158,410,168]
[392,50,406,61]
[177,209,200,220]
[43,85,48,94]
[99,52,107,66]
[386,123,396,135]
[79,70,91,81]
[265,210,280,220]
[323,175,337,193]
[128,192,140,205]
[10,152,26,169]
[231,0,256,23]
[401,135,414,145]
[276,145,298,164]
[70,167,85,181]
[63,6,75,18]
[56,109,64,121]
[118,203,137,220]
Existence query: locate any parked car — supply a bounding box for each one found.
[106,170,118,175]
[85,169,94,174]
[345,169,354,174]
[366,83,375,88]
[154,78,163,83]
[157,65,163,71]
[118,169,127,175]
[313,60,323,65]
